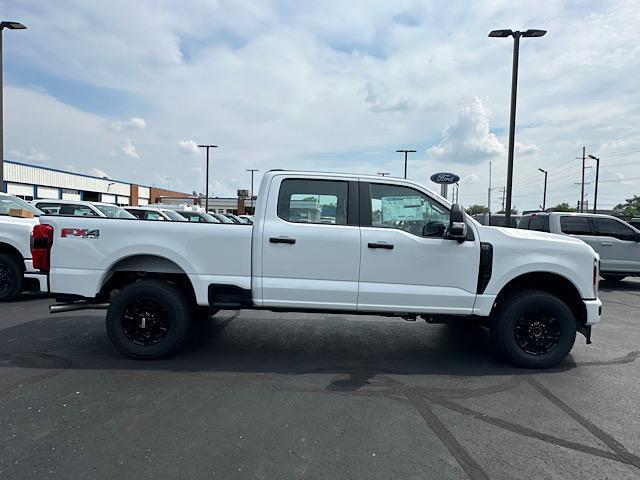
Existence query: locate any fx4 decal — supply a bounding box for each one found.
[61,228,100,239]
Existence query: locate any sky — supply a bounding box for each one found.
[2,0,639,211]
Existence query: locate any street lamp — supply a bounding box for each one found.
[197,144,218,212]
[395,149,416,179]
[588,154,600,213]
[246,169,259,213]
[1,21,27,192]
[538,168,548,210]
[489,28,547,226]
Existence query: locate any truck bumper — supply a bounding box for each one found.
[583,298,602,325]
[23,260,49,292]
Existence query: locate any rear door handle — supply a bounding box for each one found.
[270,237,296,244]
[601,242,612,246]
[368,242,394,250]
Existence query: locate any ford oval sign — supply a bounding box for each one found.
[430,172,460,184]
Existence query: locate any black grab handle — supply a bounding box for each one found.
[368,242,393,249]
[270,237,296,244]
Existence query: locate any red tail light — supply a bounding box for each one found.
[31,224,54,271]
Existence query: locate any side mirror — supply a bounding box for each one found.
[423,222,446,237]
[444,204,468,242]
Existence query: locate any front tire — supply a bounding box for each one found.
[0,253,24,301]
[491,290,576,369]
[106,280,193,359]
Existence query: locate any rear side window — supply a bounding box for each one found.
[595,218,636,241]
[560,216,593,236]
[277,179,348,225]
[528,216,549,232]
[518,217,530,229]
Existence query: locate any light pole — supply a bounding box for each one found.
[396,149,416,179]
[489,28,546,226]
[588,154,600,213]
[0,21,27,192]
[246,169,259,213]
[538,168,548,210]
[197,144,218,212]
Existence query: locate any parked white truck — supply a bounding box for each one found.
[0,193,48,300]
[33,171,602,368]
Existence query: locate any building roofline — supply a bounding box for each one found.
[4,159,151,188]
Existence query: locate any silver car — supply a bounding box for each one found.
[519,212,640,282]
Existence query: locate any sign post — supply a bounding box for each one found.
[430,172,460,202]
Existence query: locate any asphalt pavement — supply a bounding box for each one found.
[1,280,639,479]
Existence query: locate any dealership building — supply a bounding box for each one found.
[2,160,254,214]
[3,160,195,206]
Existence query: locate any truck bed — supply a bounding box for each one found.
[42,216,252,304]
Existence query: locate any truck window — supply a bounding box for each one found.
[560,216,593,236]
[369,183,449,237]
[595,218,636,241]
[277,179,348,225]
[518,217,530,229]
[528,216,549,232]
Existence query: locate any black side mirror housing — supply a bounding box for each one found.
[444,204,468,242]
[423,222,446,237]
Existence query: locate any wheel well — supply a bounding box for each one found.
[493,272,587,326]
[99,255,196,305]
[0,243,25,271]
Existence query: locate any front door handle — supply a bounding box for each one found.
[270,237,296,244]
[601,242,612,246]
[368,242,394,250]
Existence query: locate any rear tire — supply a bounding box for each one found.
[601,274,626,283]
[106,280,193,359]
[491,289,576,369]
[0,253,24,301]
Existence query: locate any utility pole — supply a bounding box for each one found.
[500,186,506,213]
[396,149,416,179]
[580,146,586,213]
[588,154,600,213]
[538,168,548,210]
[246,169,259,213]
[197,144,218,212]
[0,21,27,192]
[489,28,546,227]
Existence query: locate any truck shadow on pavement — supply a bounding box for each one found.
[0,309,600,376]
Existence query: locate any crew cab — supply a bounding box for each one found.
[33,171,602,368]
[0,193,48,300]
[519,212,640,282]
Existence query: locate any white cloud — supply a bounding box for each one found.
[427,97,505,164]
[119,139,140,160]
[110,117,146,131]
[178,140,200,155]
[8,147,49,162]
[89,168,110,178]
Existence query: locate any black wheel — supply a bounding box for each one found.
[491,290,576,368]
[601,274,626,283]
[0,253,24,301]
[106,280,193,359]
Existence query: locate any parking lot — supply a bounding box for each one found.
[0,280,638,480]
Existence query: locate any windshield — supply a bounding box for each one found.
[214,213,234,223]
[163,209,188,221]
[0,195,42,216]
[201,212,220,223]
[94,204,136,219]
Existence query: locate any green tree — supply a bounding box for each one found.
[466,204,490,215]
[614,195,640,217]
[551,202,576,212]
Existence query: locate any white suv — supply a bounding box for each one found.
[519,212,640,282]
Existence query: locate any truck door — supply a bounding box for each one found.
[594,217,640,273]
[558,216,600,255]
[259,176,361,310]
[357,181,480,314]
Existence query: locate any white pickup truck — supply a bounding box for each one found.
[0,193,48,300]
[33,171,602,368]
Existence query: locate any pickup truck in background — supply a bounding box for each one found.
[0,193,48,300]
[33,171,602,368]
[519,211,640,283]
